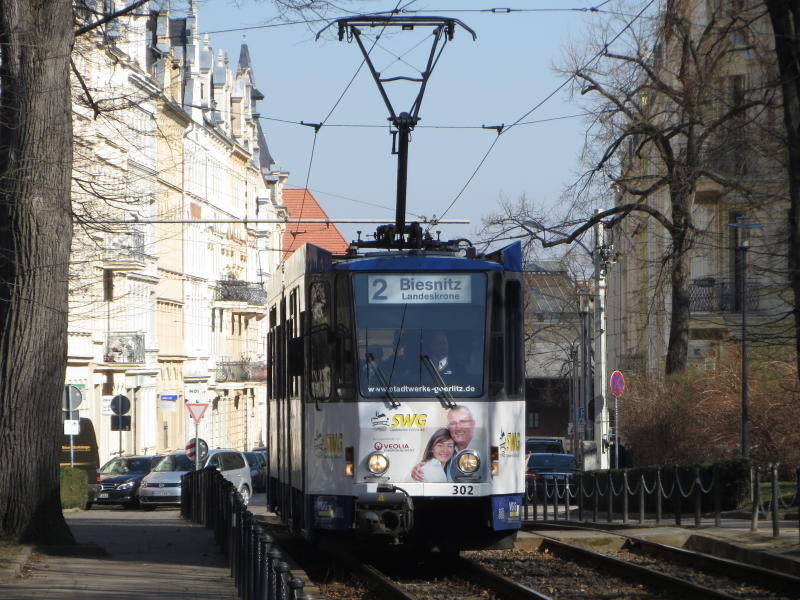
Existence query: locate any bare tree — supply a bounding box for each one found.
[557,1,778,375]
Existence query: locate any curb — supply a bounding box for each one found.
[0,545,33,584]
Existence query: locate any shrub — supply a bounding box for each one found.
[60,467,88,510]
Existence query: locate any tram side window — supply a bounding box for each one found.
[488,273,505,396]
[309,281,332,400]
[505,279,523,396]
[334,274,355,399]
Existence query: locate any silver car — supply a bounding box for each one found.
[138,449,252,509]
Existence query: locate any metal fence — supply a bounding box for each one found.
[181,467,316,600]
[524,463,800,541]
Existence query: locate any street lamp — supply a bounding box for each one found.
[728,215,762,459]
[521,215,613,470]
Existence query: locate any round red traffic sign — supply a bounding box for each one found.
[610,370,625,397]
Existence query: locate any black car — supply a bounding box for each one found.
[95,455,161,508]
[244,451,267,493]
[526,453,578,490]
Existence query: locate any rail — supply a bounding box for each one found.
[181,467,316,600]
[524,462,800,541]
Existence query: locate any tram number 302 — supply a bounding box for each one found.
[451,485,474,496]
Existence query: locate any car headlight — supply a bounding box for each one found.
[366,452,389,475]
[456,450,480,474]
[117,480,135,491]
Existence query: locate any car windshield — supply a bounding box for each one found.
[153,454,194,472]
[353,272,486,397]
[528,454,577,471]
[99,457,154,475]
[243,452,258,467]
[526,441,564,454]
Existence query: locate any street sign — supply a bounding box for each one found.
[186,437,208,461]
[186,402,209,424]
[63,385,83,411]
[111,415,131,431]
[110,394,131,416]
[64,419,80,436]
[610,370,625,397]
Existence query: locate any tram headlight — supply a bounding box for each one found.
[366,452,389,475]
[456,450,480,475]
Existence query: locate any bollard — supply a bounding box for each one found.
[593,476,599,524]
[772,463,780,538]
[656,468,663,525]
[268,548,283,600]
[622,471,629,524]
[751,466,761,532]
[251,524,265,600]
[542,480,549,522]
[289,576,305,600]
[565,480,571,522]
[554,479,560,521]
[694,465,702,528]
[673,466,682,527]
[638,473,645,525]
[577,473,584,522]
[713,463,721,528]
[607,470,613,523]
[276,561,291,600]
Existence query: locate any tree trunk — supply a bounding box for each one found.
[766,0,800,382]
[0,0,75,543]
[665,179,695,376]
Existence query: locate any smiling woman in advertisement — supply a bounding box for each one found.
[417,428,455,482]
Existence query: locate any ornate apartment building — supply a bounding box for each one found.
[606,1,792,376]
[67,2,284,464]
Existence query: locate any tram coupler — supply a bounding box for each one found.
[355,484,413,538]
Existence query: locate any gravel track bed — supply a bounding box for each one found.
[607,546,795,599]
[465,549,674,599]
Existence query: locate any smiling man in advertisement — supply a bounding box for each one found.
[410,405,484,482]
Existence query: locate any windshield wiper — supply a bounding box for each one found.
[421,354,456,408]
[367,354,400,408]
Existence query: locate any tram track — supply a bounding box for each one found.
[262,522,798,599]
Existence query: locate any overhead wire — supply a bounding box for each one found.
[433,0,658,227]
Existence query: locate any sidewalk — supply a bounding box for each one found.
[0,509,236,599]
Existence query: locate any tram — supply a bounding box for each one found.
[265,228,526,550]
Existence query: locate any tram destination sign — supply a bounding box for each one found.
[367,274,471,304]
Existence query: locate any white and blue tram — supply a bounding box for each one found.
[265,239,526,550]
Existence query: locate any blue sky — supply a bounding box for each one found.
[194,0,613,245]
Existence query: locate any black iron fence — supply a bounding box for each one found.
[181,467,316,600]
[524,463,800,540]
[688,277,760,313]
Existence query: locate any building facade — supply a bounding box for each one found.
[605,1,792,377]
[67,2,281,465]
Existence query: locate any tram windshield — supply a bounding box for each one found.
[353,272,486,397]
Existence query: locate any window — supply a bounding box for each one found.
[309,281,332,400]
[222,452,245,471]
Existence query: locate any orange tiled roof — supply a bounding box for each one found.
[281,188,350,258]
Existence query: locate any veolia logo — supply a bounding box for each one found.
[374,441,411,451]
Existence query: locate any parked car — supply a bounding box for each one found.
[244,451,267,493]
[138,449,252,509]
[526,437,566,455]
[95,455,161,508]
[526,452,578,489]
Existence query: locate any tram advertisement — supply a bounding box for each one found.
[357,401,523,495]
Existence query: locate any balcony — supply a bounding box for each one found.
[213,280,267,316]
[689,277,760,313]
[215,359,269,383]
[104,333,146,364]
[103,231,146,271]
